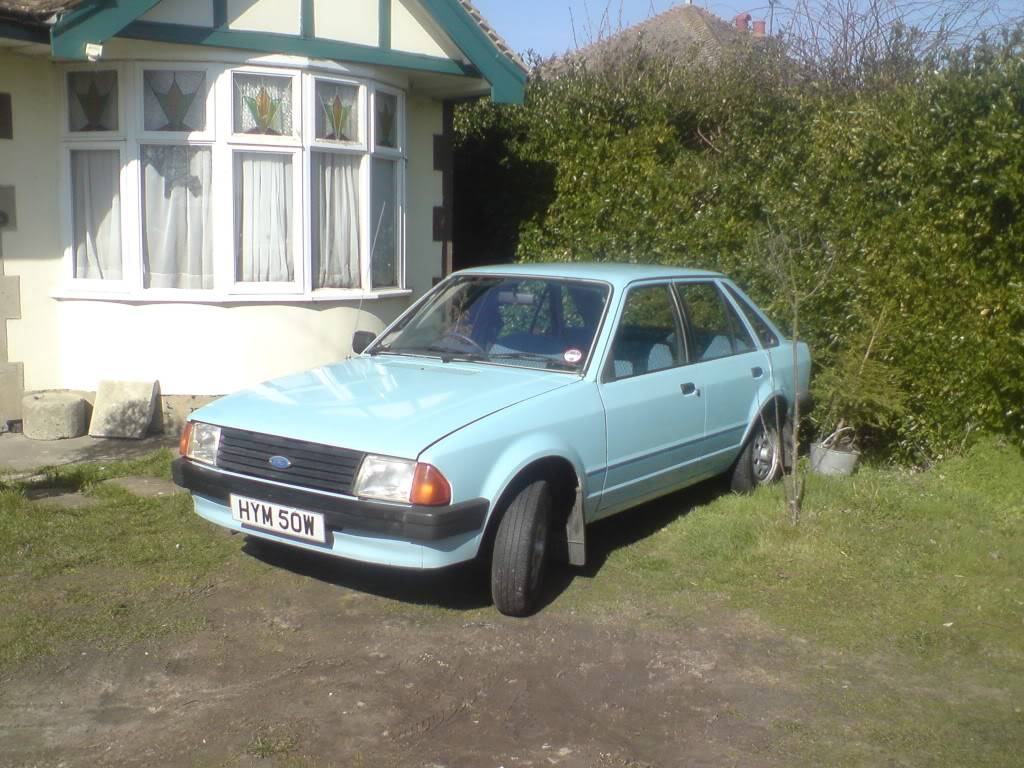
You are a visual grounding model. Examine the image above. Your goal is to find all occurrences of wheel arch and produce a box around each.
[741,391,789,446]
[740,391,794,469]
[478,452,586,566]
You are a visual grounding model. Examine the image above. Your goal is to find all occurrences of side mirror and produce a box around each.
[352,330,376,355]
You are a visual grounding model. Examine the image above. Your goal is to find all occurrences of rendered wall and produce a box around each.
[0,51,63,395]
[140,0,215,26]
[227,0,302,36]
[1,47,444,397]
[315,0,380,47]
[391,0,463,60]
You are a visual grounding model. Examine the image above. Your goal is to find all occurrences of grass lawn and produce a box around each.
[570,437,1024,765]
[0,450,247,670]
[1,439,1021,766]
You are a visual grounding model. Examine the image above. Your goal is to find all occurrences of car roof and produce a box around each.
[455,262,725,290]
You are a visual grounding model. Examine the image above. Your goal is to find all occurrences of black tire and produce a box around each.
[491,479,552,617]
[731,417,783,493]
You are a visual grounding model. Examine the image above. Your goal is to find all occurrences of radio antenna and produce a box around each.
[352,202,389,357]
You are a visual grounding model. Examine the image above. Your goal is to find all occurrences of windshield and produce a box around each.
[370,275,611,372]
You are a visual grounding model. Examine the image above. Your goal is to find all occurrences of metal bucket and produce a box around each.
[810,442,860,476]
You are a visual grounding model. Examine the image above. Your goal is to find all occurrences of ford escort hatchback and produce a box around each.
[173,264,811,616]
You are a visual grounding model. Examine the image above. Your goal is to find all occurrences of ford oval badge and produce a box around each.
[269,455,292,470]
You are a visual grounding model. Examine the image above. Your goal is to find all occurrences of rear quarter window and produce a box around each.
[724,284,780,349]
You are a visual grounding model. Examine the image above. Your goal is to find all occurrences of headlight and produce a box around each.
[354,455,452,506]
[184,421,221,466]
[353,455,416,503]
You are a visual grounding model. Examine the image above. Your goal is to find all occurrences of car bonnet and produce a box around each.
[189,356,576,460]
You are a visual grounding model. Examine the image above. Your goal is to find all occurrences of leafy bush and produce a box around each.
[454,33,1024,461]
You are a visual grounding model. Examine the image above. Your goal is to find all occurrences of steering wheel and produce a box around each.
[443,331,488,356]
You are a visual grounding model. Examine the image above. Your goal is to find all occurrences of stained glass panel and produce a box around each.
[67,71,118,132]
[143,70,207,132]
[233,74,293,136]
[374,92,398,149]
[315,81,359,143]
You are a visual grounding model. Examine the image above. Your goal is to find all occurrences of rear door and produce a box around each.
[673,281,770,474]
[595,283,706,519]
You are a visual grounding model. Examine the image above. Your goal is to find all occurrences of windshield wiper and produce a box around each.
[489,352,577,371]
[372,345,487,364]
[426,344,489,364]
[370,345,441,360]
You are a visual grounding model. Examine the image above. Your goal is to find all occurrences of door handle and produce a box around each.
[681,382,700,396]
[751,367,764,378]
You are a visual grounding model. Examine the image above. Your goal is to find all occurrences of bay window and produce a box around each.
[60,62,406,300]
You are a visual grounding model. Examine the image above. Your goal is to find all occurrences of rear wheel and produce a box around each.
[731,417,782,493]
[491,479,552,617]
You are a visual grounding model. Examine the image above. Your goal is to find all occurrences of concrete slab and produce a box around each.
[0,433,177,474]
[24,487,100,509]
[89,380,160,439]
[101,476,184,498]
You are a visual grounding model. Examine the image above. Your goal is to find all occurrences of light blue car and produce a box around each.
[173,264,810,615]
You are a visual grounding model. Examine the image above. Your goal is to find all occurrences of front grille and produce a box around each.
[216,427,365,496]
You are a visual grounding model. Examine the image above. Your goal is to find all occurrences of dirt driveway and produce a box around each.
[2,515,826,768]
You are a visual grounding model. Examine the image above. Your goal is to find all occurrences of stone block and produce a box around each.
[22,392,88,440]
[89,380,160,439]
[0,360,24,423]
[0,274,21,319]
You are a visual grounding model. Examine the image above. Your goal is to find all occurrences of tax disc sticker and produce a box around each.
[564,348,583,364]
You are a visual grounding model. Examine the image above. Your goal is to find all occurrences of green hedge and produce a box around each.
[454,35,1024,460]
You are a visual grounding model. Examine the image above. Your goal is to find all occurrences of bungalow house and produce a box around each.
[0,0,526,424]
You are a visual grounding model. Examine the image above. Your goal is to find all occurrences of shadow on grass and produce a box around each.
[536,475,730,611]
[241,474,733,614]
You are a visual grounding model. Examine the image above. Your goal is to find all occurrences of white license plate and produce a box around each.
[230,495,328,544]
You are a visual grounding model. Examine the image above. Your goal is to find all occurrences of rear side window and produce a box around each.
[608,285,683,379]
[674,282,757,360]
[724,284,779,348]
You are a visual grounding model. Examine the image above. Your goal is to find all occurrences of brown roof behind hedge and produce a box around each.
[541,3,745,75]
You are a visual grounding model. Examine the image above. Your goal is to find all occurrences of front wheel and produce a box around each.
[491,479,552,617]
[731,418,783,493]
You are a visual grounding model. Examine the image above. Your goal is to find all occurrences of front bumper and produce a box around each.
[172,458,488,542]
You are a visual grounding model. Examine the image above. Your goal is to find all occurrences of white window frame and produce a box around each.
[368,84,406,292]
[370,83,405,156]
[60,141,134,294]
[57,61,410,302]
[306,73,367,152]
[228,66,302,148]
[305,73,370,298]
[62,63,127,140]
[227,144,305,295]
[134,62,218,143]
